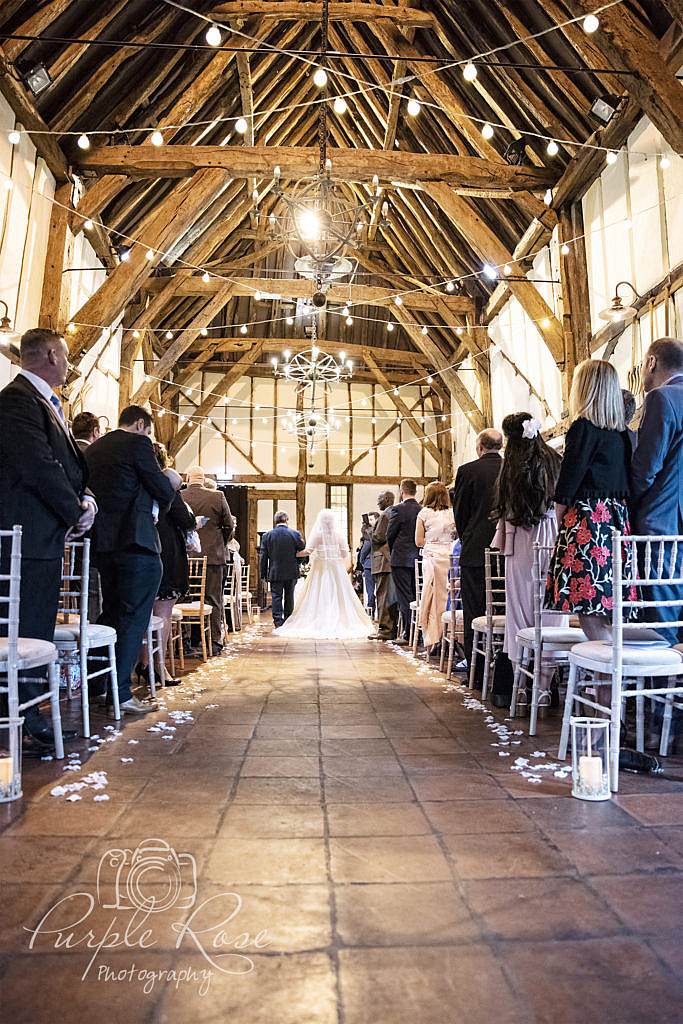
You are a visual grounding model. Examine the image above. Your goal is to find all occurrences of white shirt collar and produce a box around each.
[18,367,57,403]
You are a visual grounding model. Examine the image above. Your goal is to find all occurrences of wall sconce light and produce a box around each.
[599,281,640,322]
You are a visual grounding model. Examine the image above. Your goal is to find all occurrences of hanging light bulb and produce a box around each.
[200,327,208,337]
[286,316,294,325]
[145,248,155,261]
[482,263,499,281]
[150,130,164,147]
[202,271,210,283]
[456,326,464,336]
[561,243,570,256]
[582,14,599,33]
[66,322,76,334]
[333,96,348,114]
[445,281,455,293]
[463,62,477,82]
[235,117,248,134]
[546,140,559,156]
[8,130,20,146]
[83,219,94,230]
[606,150,618,165]
[132,330,140,339]
[481,122,494,140]
[394,295,403,306]
[346,316,353,326]
[284,349,291,360]
[503,263,512,276]
[313,67,328,88]
[119,247,130,262]
[240,324,248,334]
[421,326,428,336]
[426,375,433,384]
[205,24,222,46]
[660,155,671,169]
[407,97,421,117]
[165,330,173,340]
[77,134,90,150]
[387,321,394,332]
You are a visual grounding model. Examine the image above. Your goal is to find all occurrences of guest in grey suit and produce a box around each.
[631,337,683,644]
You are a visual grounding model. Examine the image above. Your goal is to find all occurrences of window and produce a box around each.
[327,484,350,543]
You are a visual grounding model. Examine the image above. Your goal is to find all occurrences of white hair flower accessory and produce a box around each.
[521,417,542,439]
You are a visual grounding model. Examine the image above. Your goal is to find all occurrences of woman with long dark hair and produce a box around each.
[493,412,563,701]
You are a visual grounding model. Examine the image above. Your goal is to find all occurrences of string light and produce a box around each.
[205,24,222,46]
[150,130,164,146]
[77,134,90,150]
[561,243,570,255]
[132,330,140,339]
[8,130,20,146]
[200,327,208,336]
[286,316,294,325]
[394,295,403,306]
[407,97,421,117]
[165,330,173,339]
[582,14,600,33]
[606,150,618,165]
[240,324,248,334]
[503,264,512,276]
[660,155,671,169]
[346,316,353,326]
[313,67,328,88]
[462,63,477,82]
[201,271,210,282]
[421,326,428,335]
[83,219,94,230]
[333,96,348,114]
[481,123,494,140]
[235,117,248,134]
[387,321,394,332]
[445,281,455,292]
[67,322,76,333]
[145,248,155,260]
[483,263,498,281]
[546,140,559,156]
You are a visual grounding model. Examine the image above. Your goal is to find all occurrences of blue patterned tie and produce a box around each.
[49,393,65,423]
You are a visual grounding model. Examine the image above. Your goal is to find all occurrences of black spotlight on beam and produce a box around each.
[590,94,621,126]
[503,138,527,166]
[21,64,51,96]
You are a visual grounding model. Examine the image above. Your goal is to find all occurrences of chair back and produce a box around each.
[0,526,22,667]
[414,558,424,604]
[241,563,250,593]
[613,531,683,670]
[187,556,208,609]
[484,547,506,625]
[223,562,237,601]
[447,551,462,625]
[58,540,91,631]
[532,543,555,635]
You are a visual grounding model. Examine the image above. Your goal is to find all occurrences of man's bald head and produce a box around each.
[377,490,394,511]
[476,428,503,457]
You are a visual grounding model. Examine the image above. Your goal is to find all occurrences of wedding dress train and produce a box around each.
[273,510,372,640]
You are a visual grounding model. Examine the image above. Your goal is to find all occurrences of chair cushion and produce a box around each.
[176,602,211,618]
[54,622,116,646]
[149,615,165,631]
[442,610,463,624]
[572,640,683,668]
[410,601,418,610]
[472,615,505,631]
[517,626,586,646]
[0,637,58,667]
[171,607,183,621]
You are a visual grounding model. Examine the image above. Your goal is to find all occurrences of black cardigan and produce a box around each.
[157,492,196,598]
[554,417,631,506]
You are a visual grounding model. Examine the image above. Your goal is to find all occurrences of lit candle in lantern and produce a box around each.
[0,755,13,789]
[578,754,602,792]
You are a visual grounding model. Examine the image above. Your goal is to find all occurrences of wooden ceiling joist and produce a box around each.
[209,2,435,26]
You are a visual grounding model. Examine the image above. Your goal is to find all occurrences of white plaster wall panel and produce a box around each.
[583,176,609,332]
[628,122,666,293]
[305,482,326,535]
[662,151,683,269]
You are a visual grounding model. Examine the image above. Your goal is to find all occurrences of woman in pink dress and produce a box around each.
[416,482,456,654]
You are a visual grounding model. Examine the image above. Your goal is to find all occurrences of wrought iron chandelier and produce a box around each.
[266,0,383,298]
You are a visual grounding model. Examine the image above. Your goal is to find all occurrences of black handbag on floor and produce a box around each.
[490,650,514,707]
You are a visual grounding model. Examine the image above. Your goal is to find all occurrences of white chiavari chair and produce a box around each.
[440,552,464,678]
[409,558,424,655]
[469,548,506,699]
[241,563,253,623]
[0,526,64,758]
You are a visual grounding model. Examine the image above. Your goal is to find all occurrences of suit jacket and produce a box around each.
[371,508,392,574]
[0,374,87,559]
[183,484,234,565]
[259,524,305,581]
[85,429,176,556]
[631,373,683,535]
[386,498,422,568]
[75,438,91,453]
[452,451,502,567]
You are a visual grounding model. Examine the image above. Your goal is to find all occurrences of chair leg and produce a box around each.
[200,618,208,662]
[468,633,480,690]
[147,623,156,699]
[609,678,622,793]
[439,630,447,672]
[481,635,493,701]
[80,645,90,739]
[529,650,543,737]
[168,625,175,677]
[108,642,121,721]
[635,679,645,753]
[558,661,578,760]
[510,651,525,717]
[411,615,420,656]
[156,627,165,688]
[48,661,65,759]
[660,693,674,757]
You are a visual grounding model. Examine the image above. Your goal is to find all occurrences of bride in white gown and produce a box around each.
[274,509,373,640]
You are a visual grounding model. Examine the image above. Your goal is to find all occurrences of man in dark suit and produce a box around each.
[452,429,503,685]
[259,511,305,627]
[72,411,101,452]
[85,405,176,714]
[0,328,94,747]
[184,467,234,652]
[370,490,398,641]
[386,479,422,646]
[632,337,683,645]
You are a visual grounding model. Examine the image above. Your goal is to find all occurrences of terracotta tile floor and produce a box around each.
[1,625,683,1022]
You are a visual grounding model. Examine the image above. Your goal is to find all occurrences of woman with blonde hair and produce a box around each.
[545,358,633,639]
[416,481,456,654]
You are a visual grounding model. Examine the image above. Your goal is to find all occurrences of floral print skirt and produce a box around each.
[544,498,635,616]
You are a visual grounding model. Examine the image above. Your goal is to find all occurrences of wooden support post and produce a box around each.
[39,182,74,332]
[558,202,592,402]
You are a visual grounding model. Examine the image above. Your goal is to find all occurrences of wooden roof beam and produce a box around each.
[209,2,435,27]
[0,50,70,182]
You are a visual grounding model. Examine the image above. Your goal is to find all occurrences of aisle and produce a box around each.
[1,628,683,1023]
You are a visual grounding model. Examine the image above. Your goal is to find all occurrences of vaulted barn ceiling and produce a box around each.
[0,0,681,437]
